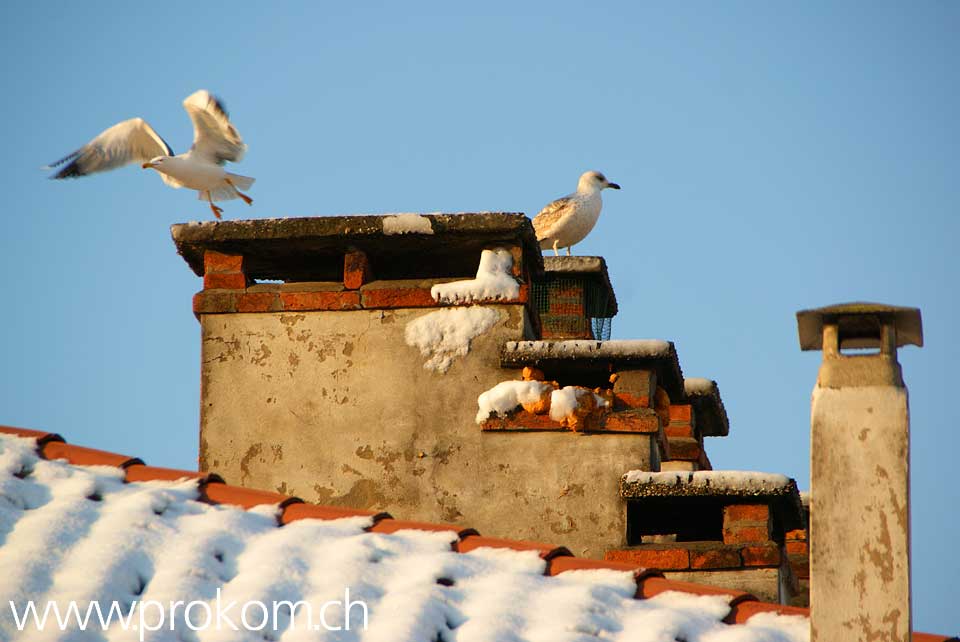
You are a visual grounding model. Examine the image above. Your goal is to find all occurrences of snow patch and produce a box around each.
[383,213,434,235]
[431,248,520,304]
[503,339,673,359]
[623,470,793,490]
[684,377,716,395]
[476,380,555,423]
[405,307,501,373]
[548,386,609,423]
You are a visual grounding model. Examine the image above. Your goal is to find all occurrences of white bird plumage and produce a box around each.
[532,171,620,256]
[47,90,254,219]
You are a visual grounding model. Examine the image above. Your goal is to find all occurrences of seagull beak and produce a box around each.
[142,162,155,169]
[607,182,621,190]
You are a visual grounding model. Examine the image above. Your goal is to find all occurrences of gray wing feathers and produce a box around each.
[183,90,246,165]
[47,118,173,179]
[532,196,575,240]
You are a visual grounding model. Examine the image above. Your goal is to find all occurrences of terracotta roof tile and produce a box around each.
[11,427,956,639]
[280,502,389,524]
[123,464,224,484]
[546,555,663,580]
[0,425,65,445]
[911,635,959,642]
[40,441,143,468]
[724,599,809,624]
[368,518,478,539]
[201,482,301,511]
[456,534,571,560]
[637,575,754,603]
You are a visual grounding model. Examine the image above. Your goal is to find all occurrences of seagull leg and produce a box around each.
[566,246,572,256]
[225,178,254,206]
[205,192,223,220]
[552,240,560,257]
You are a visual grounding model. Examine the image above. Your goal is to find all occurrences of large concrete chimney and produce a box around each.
[796,302,923,641]
[171,214,691,557]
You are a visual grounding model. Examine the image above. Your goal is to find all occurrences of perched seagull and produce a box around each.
[46,90,254,219]
[532,170,620,256]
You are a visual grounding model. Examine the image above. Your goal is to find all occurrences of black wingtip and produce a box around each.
[46,152,85,179]
[211,95,229,119]
[51,161,84,179]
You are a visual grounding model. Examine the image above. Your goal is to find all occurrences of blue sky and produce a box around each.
[1,1,957,633]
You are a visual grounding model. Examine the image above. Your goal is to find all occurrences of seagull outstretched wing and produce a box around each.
[183,90,246,165]
[47,118,173,179]
[532,195,575,240]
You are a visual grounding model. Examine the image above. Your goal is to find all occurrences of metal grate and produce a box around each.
[533,277,614,340]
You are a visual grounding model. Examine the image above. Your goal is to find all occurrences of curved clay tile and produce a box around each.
[280,502,389,524]
[0,425,64,445]
[40,442,143,468]
[456,534,571,561]
[124,464,223,484]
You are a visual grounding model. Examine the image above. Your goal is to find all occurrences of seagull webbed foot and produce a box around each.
[209,203,224,220]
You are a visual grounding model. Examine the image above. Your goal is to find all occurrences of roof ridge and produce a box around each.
[2,425,955,638]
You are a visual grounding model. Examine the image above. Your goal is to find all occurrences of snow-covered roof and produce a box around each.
[0,427,820,641]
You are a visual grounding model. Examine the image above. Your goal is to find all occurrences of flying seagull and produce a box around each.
[532,170,620,256]
[46,90,254,219]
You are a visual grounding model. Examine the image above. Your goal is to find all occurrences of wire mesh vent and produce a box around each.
[533,277,614,340]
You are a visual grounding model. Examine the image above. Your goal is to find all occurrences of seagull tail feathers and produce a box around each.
[203,173,256,201]
[226,173,255,190]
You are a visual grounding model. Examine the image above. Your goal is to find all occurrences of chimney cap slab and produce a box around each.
[542,256,618,317]
[171,213,544,282]
[682,378,729,437]
[501,339,684,399]
[621,470,804,531]
[796,302,923,351]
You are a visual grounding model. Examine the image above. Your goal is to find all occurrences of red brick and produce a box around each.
[601,412,660,433]
[664,424,695,438]
[784,528,807,541]
[193,291,237,314]
[516,283,529,303]
[237,292,280,313]
[669,404,692,423]
[614,393,650,409]
[343,251,372,290]
[360,287,436,308]
[508,245,523,277]
[740,544,781,567]
[690,547,741,569]
[785,540,808,555]
[788,556,810,579]
[481,412,564,431]
[665,437,701,461]
[204,251,243,273]
[280,291,360,311]
[204,271,248,290]
[723,525,771,544]
[605,548,689,570]
[724,504,770,524]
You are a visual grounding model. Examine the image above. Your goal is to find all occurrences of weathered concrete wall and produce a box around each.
[810,384,911,641]
[199,304,654,557]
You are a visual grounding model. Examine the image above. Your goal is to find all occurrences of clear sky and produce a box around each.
[1,1,956,633]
